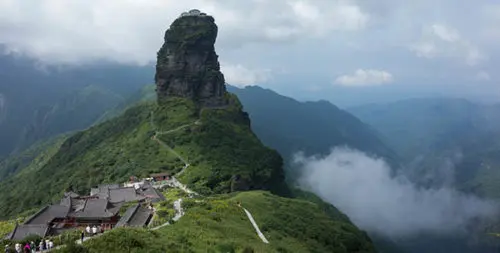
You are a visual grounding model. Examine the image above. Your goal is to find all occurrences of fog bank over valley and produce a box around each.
[296,147,499,238]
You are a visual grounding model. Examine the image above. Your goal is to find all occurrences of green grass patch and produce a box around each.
[77,191,375,253]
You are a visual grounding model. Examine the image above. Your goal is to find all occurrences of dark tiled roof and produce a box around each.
[138,184,165,203]
[69,199,117,219]
[8,224,49,241]
[128,206,152,227]
[115,204,152,228]
[91,184,120,197]
[106,202,124,215]
[60,195,71,207]
[24,205,69,225]
[115,205,139,228]
[109,187,145,203]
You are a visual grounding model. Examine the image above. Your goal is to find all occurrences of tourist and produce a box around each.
[38,241,43,252]
[44,240,49,250]
[4,244,10,253]
[22,243,29,253]
[47,241,53,250]
[92,225,97,235]
[81,230,85,243]
[29,242,35,253]
[14,243,20,253]
[85,225,91,235]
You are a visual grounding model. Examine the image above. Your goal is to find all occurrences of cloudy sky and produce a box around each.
[1,0,499,106]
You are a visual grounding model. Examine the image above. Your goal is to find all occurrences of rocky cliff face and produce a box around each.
[155,12,228,107]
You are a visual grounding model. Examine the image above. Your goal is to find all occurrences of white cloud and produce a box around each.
[296,147,498,238]
[431,24,460,42]
[410,41,438,58]
[0,0,369,64]
[1,0,500,104]
[480,4,500,44]
[410,23,486,66]
[334,69,394,87]
[476,71,491,81]
[221,63,271,87]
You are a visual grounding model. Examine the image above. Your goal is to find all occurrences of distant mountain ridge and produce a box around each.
[0,52,153,158]
[228,85,400,176]
[348,98,500,198]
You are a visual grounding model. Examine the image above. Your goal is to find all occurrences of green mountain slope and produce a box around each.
[0,95,377,252]
[96,85,157,124]
[228,85,400,176]
[115,84,400,179]
[0,94,286,217]
[63,191,375,253]
[0,135,68,181]
[15,85,125,152]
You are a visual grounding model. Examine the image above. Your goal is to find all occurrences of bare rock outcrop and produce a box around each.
[155,10,228,107]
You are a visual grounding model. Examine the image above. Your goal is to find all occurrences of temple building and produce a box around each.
[180,9,206,17]
[6,182,164,241]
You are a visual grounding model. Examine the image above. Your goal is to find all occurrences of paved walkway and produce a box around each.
[151,198,184,231]
[149,112,198,195]
[39,233,103,252]
[242,207,269,244]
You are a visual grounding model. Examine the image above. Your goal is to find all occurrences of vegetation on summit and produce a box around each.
[0,94,286,218]
[57,191,375,253]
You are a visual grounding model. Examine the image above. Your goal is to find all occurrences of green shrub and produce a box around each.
[216,243,236,253]
[241,247,255,253]
[21,234,42,245]
[54,240,88,253]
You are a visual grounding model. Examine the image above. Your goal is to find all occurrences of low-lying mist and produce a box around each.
[296,147,499,239]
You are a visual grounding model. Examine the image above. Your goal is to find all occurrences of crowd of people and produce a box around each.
[4,239,54,253]
[4,224,107,252]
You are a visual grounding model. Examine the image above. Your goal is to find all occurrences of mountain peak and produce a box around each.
[155,10,228,107]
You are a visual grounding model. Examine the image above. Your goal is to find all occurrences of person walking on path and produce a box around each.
[81,230,85,243]
[14,243,20,253]
[48,241,53,250]
[92,225,97,235]
[22,243,29,253]
[38,241,43,252]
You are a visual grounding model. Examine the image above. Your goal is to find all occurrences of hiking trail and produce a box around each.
[241,206,269,244]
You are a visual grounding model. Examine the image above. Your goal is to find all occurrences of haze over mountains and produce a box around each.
[2,2,500,252]
[3,48,500,252]
[349,99,500,199]
[0,10,379,252]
